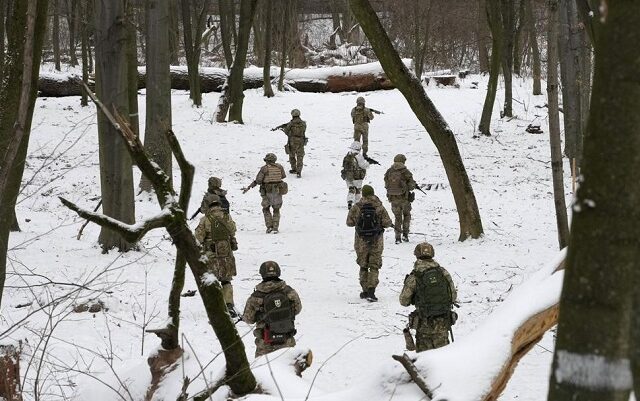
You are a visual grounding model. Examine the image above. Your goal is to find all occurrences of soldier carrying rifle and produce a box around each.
[351,96,383,156]
[271,109,307,178]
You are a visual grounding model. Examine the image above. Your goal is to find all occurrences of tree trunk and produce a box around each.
[181,0,207,107]
[277,0,288,92]
[53,0,61,70]
[10,211,19,232]
[513,0,525,76]
[0,0,5,71]
[547,2,640,401]
[0,345,22,401]
[0,0,49,309]
[140,0,172,193]
[252,3,263,65]
[476,0,490,74]
[168,0,179,65]
[349,0,484,241]
[66,0,78,66]
[80,0,88,106]
[219,0,234,68]
[500,0,514,118]
[262,0,274,97]
[226,0,258,123]
[479,0,503,136]
[546,0,569,250]
[526,0,541,95]
[126,1,139,138]
[94,0,136,252]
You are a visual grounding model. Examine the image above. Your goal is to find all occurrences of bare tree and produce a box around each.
[181,0,208,107]
[65,0,78,66]
[168,0,179,65]
[349,0,484,241]
[547,2,640,400]
[545,0,569,249]
[476,0,490,73]
[79,0,89,106]
[218,0,235,68]
[478,0,503,136]
[500,0,514,118]
[94,0,136,252]
[52,0,61,71]
[525,0,541,95]
[512,0,525,76]
[0,0,5,70]
[262,0,275,97]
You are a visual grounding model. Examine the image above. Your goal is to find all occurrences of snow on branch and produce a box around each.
[60,197,171,243]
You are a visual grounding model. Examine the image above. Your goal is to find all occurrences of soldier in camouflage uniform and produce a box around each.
[242,153,287,233]
[200,176,230,215]
[346,185,393,302]
[384,154,417,243]
[243,261,302,357]
[351,96,375,155]
[276,109,307,178]
[194,194,240,317]
[399,242,457,352]
[341,141,370,210]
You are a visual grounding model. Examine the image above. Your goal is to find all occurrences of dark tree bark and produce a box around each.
[500,0,514,118]
[277,0,289,91]
[512,0,525,76]
[0,0,5,70]
[547,2,640,401]
[546,0,569,250]
[65,0,78,66]
[79,0,89,106]
[94,0,136,252]
[181,0,208,107]
[168,0,179,65]
[349,0,484,241]
[476,0,490,73]
[262,0,274,97]
[126,1,140,139]
[52,0,61,70]
[479,0,503,136]
[218,0,235,68]
[411,0,431,78]
[0,0,49,308]
[140,0,172,193]
[525,0,541,95]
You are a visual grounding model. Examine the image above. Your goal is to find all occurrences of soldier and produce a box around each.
[242,153,287,234]
[201,176,230,215]
[351,96,374,155]
[273,109,307,178]
[243,261,302,357]
[194,194,240,317]
[341,141,370,210]
[399,242,458,352]
[346,185,393,302]
[384,154,417,244]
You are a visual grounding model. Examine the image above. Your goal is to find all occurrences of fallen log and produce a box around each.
[37,60,412,97]
[0,344,22,401]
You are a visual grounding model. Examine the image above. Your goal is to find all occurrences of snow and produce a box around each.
[555,350,633,391]
[4,73,572,401]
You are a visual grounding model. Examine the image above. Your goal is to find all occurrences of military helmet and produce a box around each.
[356,96,365,105]
[394,154,407,163]
[208,176,222,189]
[259,261,281,279]
[361,185,374,197]
[204,193,221,207]
[349,141,362,152]
[264,153,277,163]
[291,109,301,117]
[414,242,435,259]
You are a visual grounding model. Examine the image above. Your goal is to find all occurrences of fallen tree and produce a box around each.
[392,254,565,401]
[37,61,412,97]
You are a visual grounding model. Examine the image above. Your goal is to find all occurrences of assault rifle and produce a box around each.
[271,123,288,131]
[189,207,202,220]
[369,108,384,115]
[363,155,380,165]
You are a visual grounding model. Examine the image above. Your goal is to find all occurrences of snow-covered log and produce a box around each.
[392,254,565,401]
[0,344,22,401]
[37,61,412,97]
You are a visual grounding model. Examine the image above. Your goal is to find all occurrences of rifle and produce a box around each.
[403,325,416,351]
[414,186,427,196]
[363,155,380,165]
[419,183,448,191]
[270,123,288,131]
[369,108,384,115]
[189,207,202,220]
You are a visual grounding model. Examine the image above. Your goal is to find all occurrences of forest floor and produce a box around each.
[4,75,570,401]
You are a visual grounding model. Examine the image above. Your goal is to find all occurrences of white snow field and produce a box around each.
[3,74,569,401]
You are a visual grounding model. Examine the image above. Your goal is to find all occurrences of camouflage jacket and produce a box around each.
[351,106,374,125]
[284,117,307,140]
[384,162,417,197]
[243,280,302,329]
[399,259,457,307]
[194,206,237,251]
[252,162,286,186]
[346,195,393,229]
[342,151,369,181]
[201,188,230,214]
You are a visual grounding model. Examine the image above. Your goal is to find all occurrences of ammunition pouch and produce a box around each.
[279,181,289,195]
[284,144,290,155]
[408,191,416,203]
[450,311,458,326]
[408,310,419,330]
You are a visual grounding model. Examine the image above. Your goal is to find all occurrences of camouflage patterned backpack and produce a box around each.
[413,267,453,319]
[385,168,407,196]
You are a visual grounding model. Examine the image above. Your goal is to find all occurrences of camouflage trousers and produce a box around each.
[254,328,296,357]
[353,123,369,154]
[288,141,305,174]
[354,234,384,291]
[205,247,236,305]
[414,315,451,352]
[389,197,412,239]
[261,191,283,230]
[345,179,363,203]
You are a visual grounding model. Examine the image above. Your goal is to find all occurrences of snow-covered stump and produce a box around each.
[0,344,22,401]
[391,255,565,401]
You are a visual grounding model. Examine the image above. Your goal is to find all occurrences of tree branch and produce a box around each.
[60,197,170,243]
[165,129,194,212]
[391,354,433,400]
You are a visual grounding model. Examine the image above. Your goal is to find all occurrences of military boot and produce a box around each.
[366,287,378,302]
[226,303,240,318]
[359,291,367,299]
[289,169,296,173]
[347,201,353,210]
[395,235,402,244]
[402,233,409,242]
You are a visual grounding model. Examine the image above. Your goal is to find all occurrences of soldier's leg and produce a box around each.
[402,200,412,238]
[416,318,450,352]
[288,151,297,173]
[347,180,356,208]
[272,206,281,231]
[353,126,362,142]
[365,237,383,293]
[220,281,234,305]
[361,126,369,155]
[261,196,273,231]
[296,146,305,174]
[391,201,403,241]
[353,179,363,202]
[355,239,369,293]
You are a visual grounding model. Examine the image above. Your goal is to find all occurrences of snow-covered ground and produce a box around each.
[3,74,568,400]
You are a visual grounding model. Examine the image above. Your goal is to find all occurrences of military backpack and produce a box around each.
[385,168,407,196]
[255,288,296,344]
[352,107,370,124]
[208,215,231,242]
[413,267,453,319]
[356,203,383,239]
[342,154,366,180]
[288,120,306,138]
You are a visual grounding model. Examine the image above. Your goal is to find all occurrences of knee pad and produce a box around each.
[349,186,357,194]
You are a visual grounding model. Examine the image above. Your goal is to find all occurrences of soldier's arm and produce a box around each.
[242,296,260,324]
[226,215,237,235]
[399,274,416,306]
[253,167,266,186]
[194,218,207,243]
[443,269,458,303]
[346,205,358,227]
[367,109,374,121]
[287,287,302,315]
[350,108,356,122]
[405,169,417,190]
[380,206,393,228]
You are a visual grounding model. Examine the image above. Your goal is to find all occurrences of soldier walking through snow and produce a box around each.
[346,185,392,302]
[272,109,307,178]
[400,242,458,352]
[243,261,302,357]
[341,141,370,210]
[384,154,417,243]
[351,96,375,155]
[242,153,288,233]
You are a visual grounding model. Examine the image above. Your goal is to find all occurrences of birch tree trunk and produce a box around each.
[349,0,484,241]
[546,0,569,249]
[547,2,640,400]
[479,0,502,136]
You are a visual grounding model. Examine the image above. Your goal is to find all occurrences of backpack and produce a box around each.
[356,203,382,239]
[257,288,296,344]
[385,168,407,196]
[413,267,453,319]
[208,215,231,242]
[288,121,306,138]
[342,154,365,181]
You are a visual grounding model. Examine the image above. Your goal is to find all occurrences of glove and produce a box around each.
[242,187,249,194]
[230,237,238,251]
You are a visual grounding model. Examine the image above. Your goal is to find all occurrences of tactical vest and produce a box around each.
[413,267,453,319]
[254,288,296,344]
[385,168,407,196]
[343,154,366,180]
[288,121,306,138]
[352,107,369,124]
[263,164,283,184]
[356,203,382,239]
[208,215,231,241]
